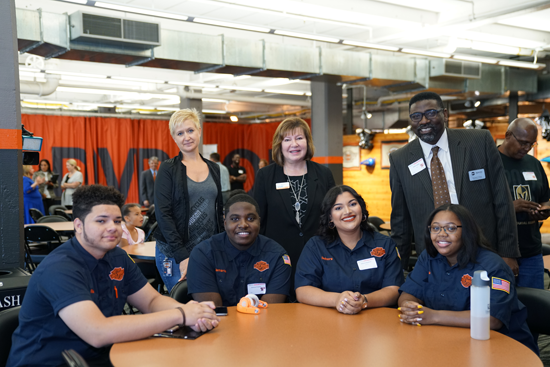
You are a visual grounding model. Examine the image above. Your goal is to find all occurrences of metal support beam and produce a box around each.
[0,0,24,269]
[345,88,353,135]
[509,91,519,123]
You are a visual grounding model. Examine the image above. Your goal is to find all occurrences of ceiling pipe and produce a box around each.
[20,74,60,96]
[178,88,311,107]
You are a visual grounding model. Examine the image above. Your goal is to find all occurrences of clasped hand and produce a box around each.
[335,291,366,315]
[398,301,432,326]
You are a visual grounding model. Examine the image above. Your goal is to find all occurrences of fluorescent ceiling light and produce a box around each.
[342,40,399,52]
[202,98,229,103]
[110,76,166,84]
[219,85,262,92]
[264,89,311,96]
[497,60,542,70]
[474,101,481,107]
[22,99,71,104]
[61,0,87,4]
[274,30,339,43]
[202,109,227,114]
[400,49,451,58]
[230,115,239,122]
[94,2,188,20]
[56,87,178,100]
[451,55,497,64]
[46,70,108,78]
[193,18,270,33]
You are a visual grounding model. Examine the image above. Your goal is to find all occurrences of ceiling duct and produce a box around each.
[430,59,481,79]
[20,74,60,96]
[69,11,160,49]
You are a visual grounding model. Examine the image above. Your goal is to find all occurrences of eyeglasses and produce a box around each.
[409,109,443,123]
[428,224,462,234]
[511,132,537,149]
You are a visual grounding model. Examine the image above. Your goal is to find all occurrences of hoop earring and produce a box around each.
[328,221,335,229]
[362,214,367,222]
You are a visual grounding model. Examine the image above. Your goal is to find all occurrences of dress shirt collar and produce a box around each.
[418,128,449,159]
[326,230,375,251]
[224,232,261,261]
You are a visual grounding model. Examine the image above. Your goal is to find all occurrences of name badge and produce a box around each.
[238,169,244,174]
[276,182,290,190]
[357,258,377,270]
[523,172,537,181]
[468,169,485,181]
[247,283,266,295]
[408,158,426,176]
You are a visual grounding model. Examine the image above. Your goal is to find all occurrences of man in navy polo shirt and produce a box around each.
[187,192,292,306]
[8,185,219,367]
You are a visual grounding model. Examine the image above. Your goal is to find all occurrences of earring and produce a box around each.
[362,214,367,222]
[328,221,335,229]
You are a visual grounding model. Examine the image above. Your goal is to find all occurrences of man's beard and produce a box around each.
[416,123,439,144]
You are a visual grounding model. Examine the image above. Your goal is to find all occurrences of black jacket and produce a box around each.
[253,160,335,266]
[154,152,224,263]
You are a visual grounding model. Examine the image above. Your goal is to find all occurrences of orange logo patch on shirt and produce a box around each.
[461,274,472,288]
[370,247,386,257]
[109,267,125,281]
[215,269,227,273]
[254,261,269,272]
[321,257,333,261]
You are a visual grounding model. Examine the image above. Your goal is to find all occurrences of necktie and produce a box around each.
[431,146,451,209]
[153,171,156,180]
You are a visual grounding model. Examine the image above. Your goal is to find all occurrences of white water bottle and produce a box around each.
[471,270,490,340]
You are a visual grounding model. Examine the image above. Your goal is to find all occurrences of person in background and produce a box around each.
[253,117,335,300]
[389,91,518,272]
[398,204,537,355]
[228,153,247,191]
[498,118,550,289]
[23,165,46,224]
[120,203,145,247]
[188,192,291,306]
[33,159,57,214]
[295,185,403,313]
[154,108,224,292]
[210,152,231,205]
[258,159,269,169]
[140,156,159,208]
[7,185,219,367]
[61,158,83,209]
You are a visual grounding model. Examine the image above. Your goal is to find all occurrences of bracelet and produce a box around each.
[176,307,186,327]
[362,294,368,308]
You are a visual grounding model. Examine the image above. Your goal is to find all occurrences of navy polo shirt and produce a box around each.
[295,231,404,294]
[187,232,292,306]
[7,237,148,367]
[400,248,538,355]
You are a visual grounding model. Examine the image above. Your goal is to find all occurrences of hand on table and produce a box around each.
[178,258,189,281]
[335,291,364,315]
[398,301,431,326]
[183,300,219,332]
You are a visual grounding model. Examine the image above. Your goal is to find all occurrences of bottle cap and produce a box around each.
[472,270,490,286]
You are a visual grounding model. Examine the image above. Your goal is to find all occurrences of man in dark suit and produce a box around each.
[389,91,519,273]
[140,156,159,207]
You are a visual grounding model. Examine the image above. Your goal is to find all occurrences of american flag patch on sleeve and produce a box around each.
[491,277,510,294]
[282,254,291,266]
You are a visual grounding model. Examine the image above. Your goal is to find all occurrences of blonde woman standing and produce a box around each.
[154,109,224,292]
[61,159,83,209]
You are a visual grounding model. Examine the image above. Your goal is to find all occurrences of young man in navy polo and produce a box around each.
[8,185,219,367]
[187,193,292,306]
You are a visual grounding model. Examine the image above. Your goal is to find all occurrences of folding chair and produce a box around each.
[24,226,64,273]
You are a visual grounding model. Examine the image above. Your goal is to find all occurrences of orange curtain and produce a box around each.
[22,114,289,201]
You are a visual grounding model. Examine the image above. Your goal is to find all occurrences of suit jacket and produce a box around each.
[253,161,335,266]
[389,129,519,267]
[140,170,155,205]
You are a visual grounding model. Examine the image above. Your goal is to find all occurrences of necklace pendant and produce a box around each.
[294,201,301,211]
[296,211,300,225]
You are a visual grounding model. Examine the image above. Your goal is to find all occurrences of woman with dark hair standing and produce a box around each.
[253,118,335,297]
[155,108,224,292]
[33,159,58,213]
[398,204,538,354]
[295,185,403,313]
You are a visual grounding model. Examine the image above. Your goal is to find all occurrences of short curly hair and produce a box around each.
[317,185,371,243]
[73,185,125,222]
